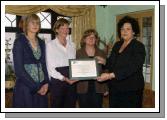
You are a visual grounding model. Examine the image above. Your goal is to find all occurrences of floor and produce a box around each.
[5,83,155,108]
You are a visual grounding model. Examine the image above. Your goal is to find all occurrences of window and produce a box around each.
[36,11,52,43]
[5,10,72,78]
[5,14,18,79]
[37,12,51,29]
[5,14,16,27]
[5,32,15,66]
[38,33,52,43]
[5,14,18,74]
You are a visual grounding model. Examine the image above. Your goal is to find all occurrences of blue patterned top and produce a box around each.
[24,40,44,83]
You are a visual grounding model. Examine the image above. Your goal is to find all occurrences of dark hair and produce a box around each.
[117,16,140,39]
[53,18,69,35]
[80,29,99,48]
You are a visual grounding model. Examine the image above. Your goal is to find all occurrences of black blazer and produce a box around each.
[106,39,146,91]
[12,34,49,94]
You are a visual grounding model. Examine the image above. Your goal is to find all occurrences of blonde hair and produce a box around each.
[53,18,69,35]
[23,14,41,35]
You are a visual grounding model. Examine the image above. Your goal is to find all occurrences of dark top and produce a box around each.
[106,39,146,91]
[76,47,108,94]
[87,56,96,93]
[12,34,49,94]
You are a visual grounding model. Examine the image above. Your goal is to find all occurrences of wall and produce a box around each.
[96,5,155,90]
[96,5,154,42]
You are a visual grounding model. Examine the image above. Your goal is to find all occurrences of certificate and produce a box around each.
[69,59,99,80]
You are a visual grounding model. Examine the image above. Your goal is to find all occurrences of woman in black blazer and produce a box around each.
[12,14,49,107]
[97,16,146,108]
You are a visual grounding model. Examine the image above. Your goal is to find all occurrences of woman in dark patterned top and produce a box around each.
[97,16,146,108]
[12,14,49,108]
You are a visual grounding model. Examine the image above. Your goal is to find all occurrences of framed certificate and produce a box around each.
[69,59,99,80]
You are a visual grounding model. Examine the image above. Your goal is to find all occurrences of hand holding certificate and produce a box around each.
[69,59,99,80]
[63,77,79,85]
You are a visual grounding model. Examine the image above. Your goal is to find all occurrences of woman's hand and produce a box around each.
[64,77,78,85]
[37,83,48,96]
[103,91,109,97]
[95,56,106,65]
[97,73,115,82]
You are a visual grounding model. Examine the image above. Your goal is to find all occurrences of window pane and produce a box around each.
[143,65,151,83]
[5,32,16,74]
[142,17,152,65]
[37,12,51,29]
[38,33,51,43]
[5,14,16,27]
[142,17,152,83]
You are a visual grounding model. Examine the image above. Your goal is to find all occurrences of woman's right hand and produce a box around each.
[64,77,78,85]
[95,56,106,65]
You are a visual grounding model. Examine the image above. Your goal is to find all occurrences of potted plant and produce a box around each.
[5,63,16,89]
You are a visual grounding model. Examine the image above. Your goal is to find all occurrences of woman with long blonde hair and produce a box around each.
[12,14,49,107]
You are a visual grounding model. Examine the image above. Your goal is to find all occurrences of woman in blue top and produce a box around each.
[12,14,49,108]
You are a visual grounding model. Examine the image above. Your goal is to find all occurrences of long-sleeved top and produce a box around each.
[46,37,76,81]
[106,39,146,91]
[12,34,49,94]
[76,47,108,94]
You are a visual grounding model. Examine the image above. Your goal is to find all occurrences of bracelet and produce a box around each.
[108,73,115,79]
[109,73,115,80]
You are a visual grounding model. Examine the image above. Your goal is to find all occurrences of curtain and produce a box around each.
[5,5,96,49]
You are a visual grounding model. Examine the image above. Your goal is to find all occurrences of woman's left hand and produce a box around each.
[37,83,48,95]
[95,56,106,65]
[97,73,115,82]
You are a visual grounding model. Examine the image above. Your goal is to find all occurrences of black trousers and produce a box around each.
[49,66,76,108]
[50,78,76,108]
[77,81,103,108]
[109,89,143,108]
[78,92,103,108]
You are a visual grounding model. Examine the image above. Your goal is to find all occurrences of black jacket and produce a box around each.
[13,34,49,94]
[106,39,146,91]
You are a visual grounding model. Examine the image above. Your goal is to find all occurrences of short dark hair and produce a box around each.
[117,16,140,39]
